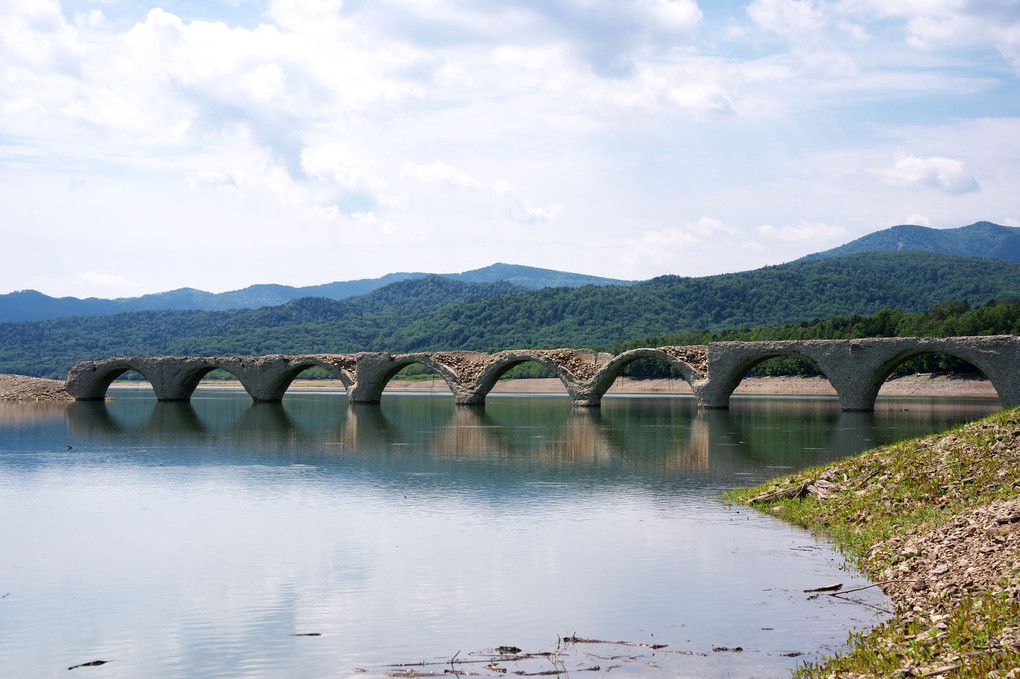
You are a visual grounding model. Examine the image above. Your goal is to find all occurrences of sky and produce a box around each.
[1,0,1019,298]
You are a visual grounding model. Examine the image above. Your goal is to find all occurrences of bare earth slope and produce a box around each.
[0,374,74,401]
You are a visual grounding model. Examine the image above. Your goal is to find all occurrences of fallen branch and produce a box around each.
[748,481,812,504]
[804,582,843,592]
[561,636,667,650]
[827,579,921,596]
[68,660,110,671]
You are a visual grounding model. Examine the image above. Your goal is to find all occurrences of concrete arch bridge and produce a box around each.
[64,336,1020,411]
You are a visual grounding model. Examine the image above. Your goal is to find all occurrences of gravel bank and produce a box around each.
[0,374,74,401]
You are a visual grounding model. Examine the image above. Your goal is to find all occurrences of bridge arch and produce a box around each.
[582,348,703,406]
[161,361,241,401]
[857,344,1006,410]
[64,359,159,400]
[468,350,598,406]
[347,352,466,403]
[222,355,356,402]
[694,345,835,409]
[63,357,233,401]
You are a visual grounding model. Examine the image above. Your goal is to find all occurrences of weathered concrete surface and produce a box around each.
[694,336,1020,411]
[453,349,616,406]
[63,336,1020,410]
[64,354,359,402]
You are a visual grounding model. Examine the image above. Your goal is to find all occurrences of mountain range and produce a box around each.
[0,263,633,324]
[3,220,1020,378]
[2,220,1017,325]
[4,249,1020,378]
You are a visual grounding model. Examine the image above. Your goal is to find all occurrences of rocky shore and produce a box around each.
[734,409,1020,677]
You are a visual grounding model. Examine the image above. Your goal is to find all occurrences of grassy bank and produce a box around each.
[729,408,1020,678]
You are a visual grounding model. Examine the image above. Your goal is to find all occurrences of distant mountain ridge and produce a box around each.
[5,221,1014,325]
[5,251,1020,379]
[798,221,1020,262]
[0,263,633,324]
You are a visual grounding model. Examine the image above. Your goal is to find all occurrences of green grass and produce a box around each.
[728,408,1020,677]
[790,593,1020,678]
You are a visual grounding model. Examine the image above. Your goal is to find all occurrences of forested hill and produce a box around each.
[0,263,632,323]
[3,251,1020,379]
[799,221,1020,262]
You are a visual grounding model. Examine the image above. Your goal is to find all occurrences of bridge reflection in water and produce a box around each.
[45,392,1000,486]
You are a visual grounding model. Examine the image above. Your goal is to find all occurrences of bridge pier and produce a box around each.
[143,358,216,401]
[690,378,729,408]
[345,352,400,404]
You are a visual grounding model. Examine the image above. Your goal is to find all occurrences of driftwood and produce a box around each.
[827,579,921,596]
[747,480,813,504]
[748,466,884,505]
[561,635,667,650]
[382,636,671,677]
[68,660,110,671]
[803,582,843,593]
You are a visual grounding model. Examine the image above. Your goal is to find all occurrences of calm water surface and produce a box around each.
[0,390,1001,678]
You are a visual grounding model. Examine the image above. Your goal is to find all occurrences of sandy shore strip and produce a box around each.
[1,372,999,401]
[272,373,999,398]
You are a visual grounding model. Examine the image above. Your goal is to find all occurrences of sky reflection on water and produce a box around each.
[0,392,1000,678]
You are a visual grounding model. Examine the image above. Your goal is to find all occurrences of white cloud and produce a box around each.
[401,161,563,224]
[0,0,80,69]
[837,19,870,41]
[838,0,1020,72]
[903,213,933,227]
[874,150,980,193]
[606,63,735,113]
[622,218,733,268]
[74,271,141,296]
[301,143,383,193]
[0,0,1018,296]
[756,222,849,242]
[747,0,827,38]
[638,0,703,30]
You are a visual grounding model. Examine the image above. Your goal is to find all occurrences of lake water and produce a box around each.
[0,390,1001,678]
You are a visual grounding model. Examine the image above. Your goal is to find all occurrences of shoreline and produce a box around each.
[2,372,999,402]
[731,409,1020,676]
[185,373,1000,398]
